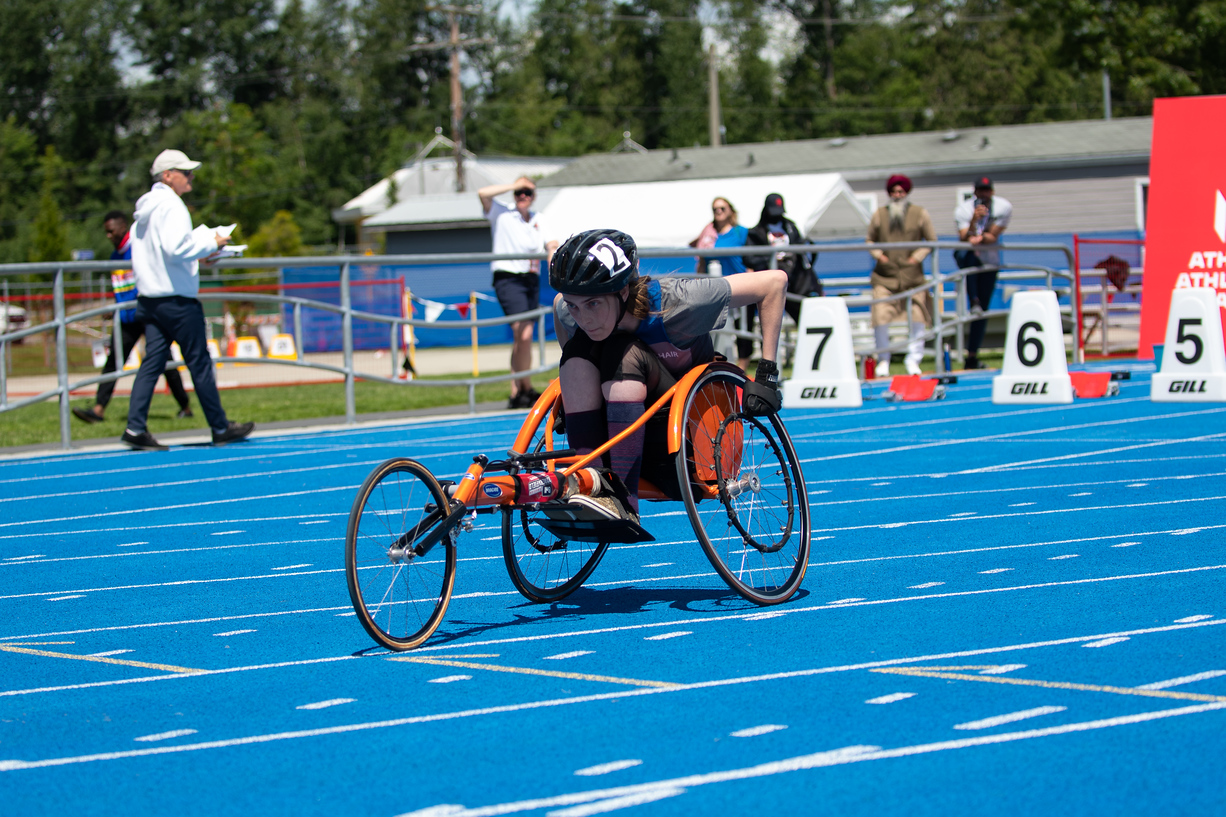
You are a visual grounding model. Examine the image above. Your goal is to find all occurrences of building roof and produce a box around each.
[539,117,1153,188]
[334,154,573,224]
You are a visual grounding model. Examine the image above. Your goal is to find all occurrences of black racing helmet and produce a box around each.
[549,229,638,295]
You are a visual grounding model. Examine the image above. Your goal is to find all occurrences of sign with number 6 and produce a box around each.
[991,290,1073,404]
[1151,288,1226,402]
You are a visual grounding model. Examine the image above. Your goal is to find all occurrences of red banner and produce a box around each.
[1140,95,1226,358]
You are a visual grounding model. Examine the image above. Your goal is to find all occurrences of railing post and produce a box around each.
[293,302,303,367]
[54,268,71,449]
[341,261,355,424]
[1,279,8,409]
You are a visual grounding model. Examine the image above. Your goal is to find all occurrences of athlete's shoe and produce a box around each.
[557,493,639,525]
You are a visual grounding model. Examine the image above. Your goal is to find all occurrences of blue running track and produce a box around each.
[1,364,1223,816]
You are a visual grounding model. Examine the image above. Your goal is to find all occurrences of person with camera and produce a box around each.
[867,174,937,376]
[741,193,822,371]
[954,176,1013,369]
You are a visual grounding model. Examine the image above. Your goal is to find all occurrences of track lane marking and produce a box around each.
[0,644,202,675]
[388,656,680,688]
[872,666,1226,703]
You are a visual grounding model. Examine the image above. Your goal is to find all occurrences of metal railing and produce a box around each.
[1,240,1075,449]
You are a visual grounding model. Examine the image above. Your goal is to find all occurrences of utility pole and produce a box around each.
[409,5,493,192]
[708,44,721,147]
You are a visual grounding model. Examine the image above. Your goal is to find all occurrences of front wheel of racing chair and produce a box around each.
[501,381,611,602]
[672,364,810,604]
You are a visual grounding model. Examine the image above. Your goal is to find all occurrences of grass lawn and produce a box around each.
[0,372,556,449]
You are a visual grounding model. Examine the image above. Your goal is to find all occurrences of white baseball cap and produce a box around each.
[150,149,202,178]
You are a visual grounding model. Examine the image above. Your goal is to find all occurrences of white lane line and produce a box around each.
[46,595,84,602]
[299,521,328,525]
[1049,554,1079,560]
[866,693,915,704]
[297,699,355,710]
[574,760,642,777]
[1083,637,1130,648]
[88,650,133,657]
[800,410,1226,467]
[730,724,787,737]
[115,542,148,547]
[1175,615,1214,623]
[1070,492,1092,497]
[0,567,347,601]
[3,555,45,561]
[953,706,1067,731]
[908,582,944,589]
[544,651,595,661]
[133,729,198,743]
[7,564,1226,656]
[213,630,256,637]
[644,632,691,641]
[0,538,337,566]
[979,664,1026,675]
[210,531,245,536]
[9,702,1220,802]
[1,614,1225,715]
[549,788,685,816]
[829,598,866,604]
[1127,483,1148,488]
[642,563,674,568]
[948,512,977,518]
[1137,670,1226,690]
[1112,542,1140,548]
[429,675,472,684]
[744,611,787,620]
[979,569,1012,574]
[271,564,312,571]
[1009,502,1035,507]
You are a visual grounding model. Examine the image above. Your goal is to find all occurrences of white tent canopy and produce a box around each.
[540,173,871,248]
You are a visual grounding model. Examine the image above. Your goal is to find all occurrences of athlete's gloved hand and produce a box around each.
[742,359,782,416]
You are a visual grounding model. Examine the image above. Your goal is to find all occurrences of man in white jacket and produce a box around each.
[122,149,254,450]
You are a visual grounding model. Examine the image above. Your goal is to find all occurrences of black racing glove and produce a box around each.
[742,359,782,417]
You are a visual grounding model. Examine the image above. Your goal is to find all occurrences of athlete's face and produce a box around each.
[563,286,629,341]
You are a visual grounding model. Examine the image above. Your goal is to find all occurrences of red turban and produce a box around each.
[886,174,912,193]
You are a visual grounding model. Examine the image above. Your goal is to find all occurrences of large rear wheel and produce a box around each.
[676,368,810,604]
[345,458,457,650]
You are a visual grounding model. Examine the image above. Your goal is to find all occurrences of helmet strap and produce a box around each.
[614,291,630,327]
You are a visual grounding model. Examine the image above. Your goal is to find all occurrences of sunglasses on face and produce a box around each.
[514,188,535,198]
[712,205,729,213]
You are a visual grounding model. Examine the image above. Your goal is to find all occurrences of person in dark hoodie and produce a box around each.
[121,149,253,451]
[740,193,822,369]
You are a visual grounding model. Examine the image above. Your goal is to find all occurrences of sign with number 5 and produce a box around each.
[1151,288,1226,402]
[992,290,1073,404]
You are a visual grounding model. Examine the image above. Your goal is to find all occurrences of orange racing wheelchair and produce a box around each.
[344,362,810,651]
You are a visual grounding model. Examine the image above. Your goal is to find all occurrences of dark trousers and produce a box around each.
[97,320,190,411]
[127,296,228,434]
[964,267,998,356]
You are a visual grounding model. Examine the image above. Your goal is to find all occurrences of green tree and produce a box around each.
[29,147,69,263]
[247,210,305,257]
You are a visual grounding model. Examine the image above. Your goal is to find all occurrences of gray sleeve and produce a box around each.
[658,276,731,346]
[554,296,577,338]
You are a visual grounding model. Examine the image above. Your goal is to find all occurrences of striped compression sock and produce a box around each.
[605,401,644,513]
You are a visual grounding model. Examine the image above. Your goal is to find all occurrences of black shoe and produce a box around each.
[212,421,254,445]
[176,407,193,419]
[73,406,104,424]
[508,390,538,410]
[122,429,167,451]
[964,356,983,370]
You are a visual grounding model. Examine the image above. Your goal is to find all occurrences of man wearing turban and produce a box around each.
[865,174,936,376]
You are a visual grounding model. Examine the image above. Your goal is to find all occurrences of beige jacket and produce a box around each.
[867,203,936,292]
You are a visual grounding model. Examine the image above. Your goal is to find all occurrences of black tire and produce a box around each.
[502,506,610,602]
[501,398,609,602]
[345,458,457,650]
[676,367,810,604]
